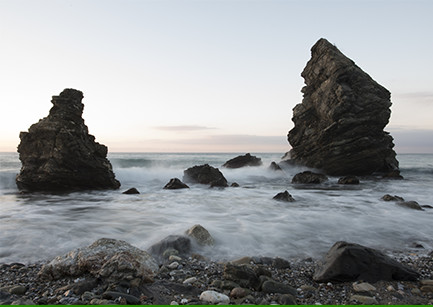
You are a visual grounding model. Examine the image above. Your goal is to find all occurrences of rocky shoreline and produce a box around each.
[1,248,432,305]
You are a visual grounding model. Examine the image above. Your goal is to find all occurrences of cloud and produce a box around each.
[153,125,217,131]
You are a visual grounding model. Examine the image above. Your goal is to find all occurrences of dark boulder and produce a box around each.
[287,38,400,176]
[222,153,262,168]
[338,176,360,184]
[183,164,228,187]
[382,194,404,202]
[398,201,424,211]
[223,264,260,290]
[273,190,295,202]
[163,178,189,189]
[16,89,120,191]
[123,187,140,194]
[313,241,419,283]
[292,171,328,184]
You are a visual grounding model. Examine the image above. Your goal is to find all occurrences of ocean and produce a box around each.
[0,152,432,264]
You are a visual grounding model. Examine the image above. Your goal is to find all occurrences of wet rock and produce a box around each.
[230,287,250,299]
[287,38,399,176]
[102,291,140,304]
[313,241,419,282]
[272,257,291,269]
[382,194,404,201]
[269,161,282,171]
[122,187,140,194]
[338,176,360,184]
[222,153,262,168]
[223,263,260,290]
[231,256,253,265]
[149,235,191,258]
[185,224,214,246]
[39,238,158,282]
[353,282,376,294]
[292,171,328,184]
[200,290,230,304]
[16,89,120,191]
[273,190,295,202]
[261,280,297,295]
[230,182,240,187]
[163,178,189,190]
[398,201,424,211]
[279,294,297,305]
[9,285,27,295]
[183,164,228,187]
[351,294,378,305]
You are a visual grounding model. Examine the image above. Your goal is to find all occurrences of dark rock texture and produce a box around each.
[16,89,120,191]
[123,187,140,194]
[313,241,419,283]
[163,178,189,189]
[222,153,262,168]
[148,235,192,259]
[287,38,399,176]
[338,176,360,185]
[273,190,295,202]
[183,164,228,187]
[292,171,328,184]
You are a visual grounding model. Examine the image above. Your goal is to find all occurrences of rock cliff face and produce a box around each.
[16,89,120,191]
[287,38,399,176]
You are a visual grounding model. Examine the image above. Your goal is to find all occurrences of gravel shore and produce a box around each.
[1,250,432,305]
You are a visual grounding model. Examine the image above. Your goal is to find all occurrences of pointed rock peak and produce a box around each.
[50,88,84,118]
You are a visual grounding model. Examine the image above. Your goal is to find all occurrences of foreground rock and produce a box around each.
[292,171,328,184]
[148,235,192,260]
[273,190,295,202]
[39,238,158,282]
[122,187,140,194]
[222,153,262,168]
[313,241,420,282]
[185,224,215,246]
[163,178,189,189]
[287,38,400,176]
[183,164,228,187]
[16,89,120,191]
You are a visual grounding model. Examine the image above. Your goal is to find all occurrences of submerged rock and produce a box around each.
[269,161,282,171]
[382,194,405,202]
[287,38,400,176]
[292,171,328,184]
[183,164,228,187]
[222,153,262,168]
[313,241,419,282]
[163,178,189,189]
[123,187,140,194]
[38,238,158,282]
[16,89,120,191]
[338,176,360,184]
[273,190,295,202]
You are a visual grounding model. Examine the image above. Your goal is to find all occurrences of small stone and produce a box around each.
[421,280,433,286]
[421,285,433,293]
[180,298,188,304]
[387,285,395,291]
[185,224,215,246]
[353,282,376,293]
[169,255,182,262]
[9,285,27,295]
[279,294,297,305]
[11,298,35,305]
[273,190,295,202]
[272,257,291,269]
[183,277,197,284]
[411,287,421,295]
[350,295,378,305]
[102,291,140,305]
[200,290,230,304]
[300,285,317,292]
[90,298,111,305]
[230,287,249,299]
[168,262,179,269]
[170,301,179,305]
[81,291,95,301]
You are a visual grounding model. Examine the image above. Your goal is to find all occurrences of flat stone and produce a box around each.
[279,294,297,305]
[261,280,297,295]
[9,285,27,295]
[230,256,253,265]
[102,291,140,304]
[353,282,377,293]
[350,294,378,305]
[185,224,214,246]
[421,280,433,286]
[230,287,249,299]
[183,277,197,284]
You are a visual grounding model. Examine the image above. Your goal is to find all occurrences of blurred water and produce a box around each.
[0,152,432,264]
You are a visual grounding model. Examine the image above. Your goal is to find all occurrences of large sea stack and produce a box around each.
[16,89,120,191]
[287,38,399,176]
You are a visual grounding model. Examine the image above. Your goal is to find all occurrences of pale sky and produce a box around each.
[1,0,432,153]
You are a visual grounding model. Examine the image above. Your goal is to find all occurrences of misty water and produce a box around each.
[0,152,432,264]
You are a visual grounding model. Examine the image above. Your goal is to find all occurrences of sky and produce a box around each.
[1,0,432,153]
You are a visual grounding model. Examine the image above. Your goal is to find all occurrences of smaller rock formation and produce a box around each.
[338,176,360,185]
[381,194,424,210]
[222,153,262,168]
[382,194,404,202]
[287,38,400,176]
[16,89,120,191]
[273,191,295,202]
[163,178,189,189]
[292,171,328,184]
[269,161,282,171]
[38,238,158,282]
[123,187,140,194]
[313,241,419,282]
[185,224,215,246]
[183,164,228,187]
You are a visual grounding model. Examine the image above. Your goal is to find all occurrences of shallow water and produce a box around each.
[0,152,432,264]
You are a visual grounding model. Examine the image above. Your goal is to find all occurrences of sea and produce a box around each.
[0,152,432,264]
